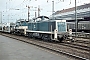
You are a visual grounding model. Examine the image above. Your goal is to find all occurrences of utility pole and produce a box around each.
[75,0,77,39]
[28,6,30,21]
[38,6,40,17]
[34,7,37,18]
[52,1,54,20]
[26,5,30,21]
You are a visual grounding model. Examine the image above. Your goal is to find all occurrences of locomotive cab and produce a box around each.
[53,20,68,42]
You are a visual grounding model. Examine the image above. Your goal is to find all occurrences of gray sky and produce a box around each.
[0,0,90,23]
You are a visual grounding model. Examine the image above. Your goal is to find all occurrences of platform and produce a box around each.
[0,35,71,60]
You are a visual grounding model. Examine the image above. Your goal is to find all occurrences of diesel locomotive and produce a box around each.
[26,16,68,42]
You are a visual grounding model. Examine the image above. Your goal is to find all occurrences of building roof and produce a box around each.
[53,3,90,15]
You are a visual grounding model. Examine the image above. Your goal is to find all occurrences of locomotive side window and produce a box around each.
[21,21,28,26]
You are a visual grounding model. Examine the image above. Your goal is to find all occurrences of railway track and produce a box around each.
[0,33,90,60]
[75,40,90,44]
[60,42,90,51]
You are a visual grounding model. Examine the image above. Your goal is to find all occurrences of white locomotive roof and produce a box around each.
[28,19,66,23]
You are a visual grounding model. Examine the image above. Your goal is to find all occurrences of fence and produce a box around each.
[72,32,90,39]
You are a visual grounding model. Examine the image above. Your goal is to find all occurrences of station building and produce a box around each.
[52,3,90,21]
[51,3,90,33]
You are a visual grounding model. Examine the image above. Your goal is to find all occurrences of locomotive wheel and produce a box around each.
[58,37,64,42]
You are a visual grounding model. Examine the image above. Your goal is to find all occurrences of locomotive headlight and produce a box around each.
[54,29,58,33]
[56,29,58,33]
